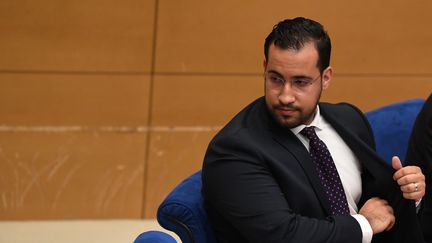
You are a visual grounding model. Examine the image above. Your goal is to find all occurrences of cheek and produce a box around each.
[296,92,320,108]
[265,88,278,100]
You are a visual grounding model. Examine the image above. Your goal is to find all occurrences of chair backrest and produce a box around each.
[157,99,425,243]
[365,99,424,164]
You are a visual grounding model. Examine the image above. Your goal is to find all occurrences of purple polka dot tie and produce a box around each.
[300,126,350,216]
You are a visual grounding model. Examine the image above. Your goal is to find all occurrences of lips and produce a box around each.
[276,107,297,116]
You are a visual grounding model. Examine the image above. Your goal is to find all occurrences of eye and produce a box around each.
[269,75,284,84]
[293,79,311,87]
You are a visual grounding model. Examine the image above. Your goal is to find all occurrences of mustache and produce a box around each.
[274,104,299,110]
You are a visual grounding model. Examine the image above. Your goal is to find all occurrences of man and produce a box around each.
[406,94,432,242]
[202,17,425,243]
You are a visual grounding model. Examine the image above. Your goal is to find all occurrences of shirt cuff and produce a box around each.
[416,198,422,207]
[416,198,422,213]
[352,214,373,243]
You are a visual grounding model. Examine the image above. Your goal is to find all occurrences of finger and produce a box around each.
[386,203,394,215]
[393,166,422,180]
[396,173,425,186]
[377,198,389,206]
[384,204,395,231]
[369,197,381,202]
[392,156,403,171]
[400,183,417,193]
[397,166,421,174]
[403,191,425,201]
[400,181,424,192]
[385,215,396,231]
[392,156,404,181]
[403,182,426,199]
[400,184,411,193]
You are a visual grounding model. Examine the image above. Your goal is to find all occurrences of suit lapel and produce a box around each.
[318,104,424,242]
[270,128,333,216]
[319,104,396,203]
[253,98,389,214]
[268,102,392,215]
[320,105,391,173]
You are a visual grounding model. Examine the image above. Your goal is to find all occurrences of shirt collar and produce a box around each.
[290,105,324,135]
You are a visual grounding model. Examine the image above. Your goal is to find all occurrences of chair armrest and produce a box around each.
[134,230,176,243]
[157,171,217,243]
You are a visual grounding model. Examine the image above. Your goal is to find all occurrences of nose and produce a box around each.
[278,83,295,105]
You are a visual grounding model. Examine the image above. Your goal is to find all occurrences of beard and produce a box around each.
[267,102,318,129]
[264,80,323,129]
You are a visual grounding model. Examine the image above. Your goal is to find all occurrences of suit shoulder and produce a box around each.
[320,101,375,148]
[204,97,269,163]
[320,102,364,115]
[320,101,369,127]
[320,102,369,126]
[214,97,266,137]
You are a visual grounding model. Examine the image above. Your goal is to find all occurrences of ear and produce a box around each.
[263,59,267,71]
[321,66,332,90]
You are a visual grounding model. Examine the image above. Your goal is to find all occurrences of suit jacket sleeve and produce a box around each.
[406,95,432,241]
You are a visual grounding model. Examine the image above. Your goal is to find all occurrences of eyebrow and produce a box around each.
[267,70,283,77]
[267,70,313,80]
[292,75,313,80]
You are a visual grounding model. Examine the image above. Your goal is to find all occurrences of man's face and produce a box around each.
[264,42,332,128]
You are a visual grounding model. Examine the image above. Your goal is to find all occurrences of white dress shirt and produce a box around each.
[291,106,373,243]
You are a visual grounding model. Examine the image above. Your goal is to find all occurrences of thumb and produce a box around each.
[392,156,403,170]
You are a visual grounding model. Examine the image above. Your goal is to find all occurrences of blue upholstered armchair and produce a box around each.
[134,99,425,243]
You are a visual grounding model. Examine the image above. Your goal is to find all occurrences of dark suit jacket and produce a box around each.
[202,97,424,243]
[406,94,432,243]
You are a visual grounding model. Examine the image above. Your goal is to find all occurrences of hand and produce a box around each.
[359,197,395,234]
[392,156,425,201]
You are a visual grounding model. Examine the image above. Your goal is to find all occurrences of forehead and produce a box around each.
[266,42,319,75]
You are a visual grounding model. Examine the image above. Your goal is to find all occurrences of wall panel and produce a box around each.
[0,131,146,219]
[156,0,432,75]
[322,76,432,112]
[0,0,155,72]
[144,130,216,218]
[0,74,150,126]
[151,75,263,126]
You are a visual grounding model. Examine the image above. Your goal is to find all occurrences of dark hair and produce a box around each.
[264,17,331,73]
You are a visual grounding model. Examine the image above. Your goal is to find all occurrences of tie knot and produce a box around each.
[300,126,317,141]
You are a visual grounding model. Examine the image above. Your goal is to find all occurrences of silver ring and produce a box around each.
[414,182,419,192]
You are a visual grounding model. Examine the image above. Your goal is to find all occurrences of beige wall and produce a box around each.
[1,0,432,219]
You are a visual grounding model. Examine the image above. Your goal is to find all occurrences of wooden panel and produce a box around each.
[322,75,432,112]
[151,75,262,126]
[328,1,432,74]
[156,0,268,73]
[144,130,217,218]
[0,131,147,219]
[0,0,155,72]
[0,74,150,126]
[156,0,432,74]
